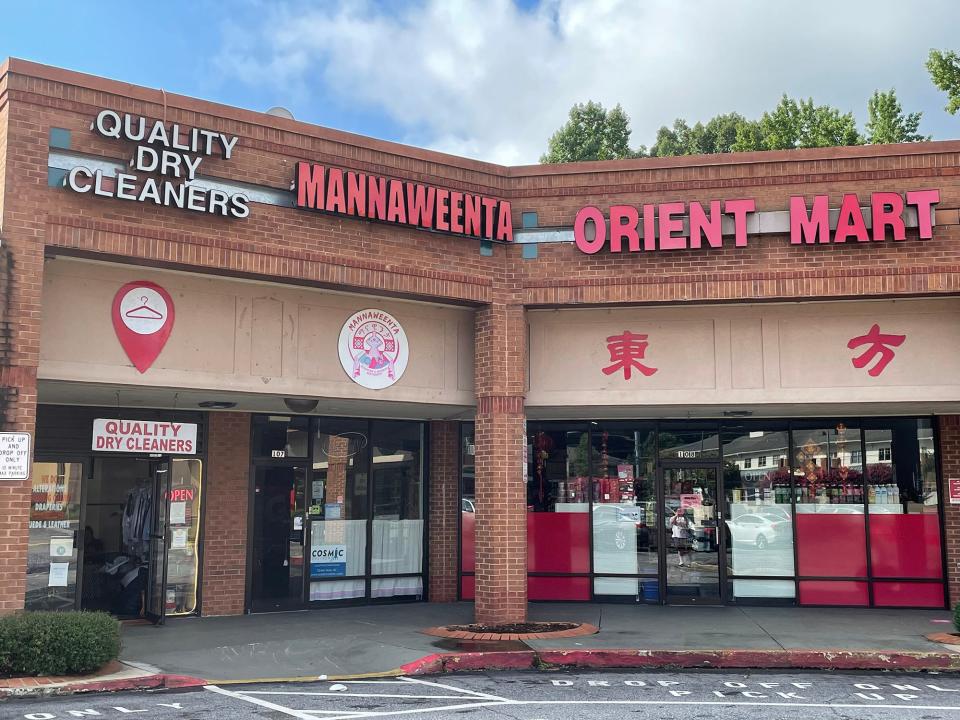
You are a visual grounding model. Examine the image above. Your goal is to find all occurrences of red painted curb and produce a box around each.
[391,648,960,676]
[398,653,445,676]
[443,651,537,672]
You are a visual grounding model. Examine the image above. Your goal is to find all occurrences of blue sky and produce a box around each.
[3,0,959,164]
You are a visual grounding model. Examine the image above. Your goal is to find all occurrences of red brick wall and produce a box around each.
[0,65,44,613]
[200,411,250,616]
[939,416,960,608]
[428,421,459,602]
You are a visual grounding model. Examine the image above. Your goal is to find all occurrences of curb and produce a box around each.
[0,673,207,698]
[7,647,960,696]
[396,648,960,675]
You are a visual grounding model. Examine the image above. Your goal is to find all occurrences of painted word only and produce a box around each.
[65,110,250,219]
[294,162,514,242]
[574,190,940,254]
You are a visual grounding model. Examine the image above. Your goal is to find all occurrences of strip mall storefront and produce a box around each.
[2,59,960,624]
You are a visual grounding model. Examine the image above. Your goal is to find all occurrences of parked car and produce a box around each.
[461,498,476,513]
[593,504,650,551]
[725,513,789,549]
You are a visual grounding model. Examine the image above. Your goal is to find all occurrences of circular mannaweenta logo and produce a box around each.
[338,309,408,390]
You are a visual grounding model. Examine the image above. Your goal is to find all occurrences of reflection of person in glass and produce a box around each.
[671,507,690,566]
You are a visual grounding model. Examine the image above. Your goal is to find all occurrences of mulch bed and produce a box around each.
[422,621,598,641]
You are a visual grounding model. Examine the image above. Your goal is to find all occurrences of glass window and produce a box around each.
[370,421,424,599]
[310,419,369,602]
[864,419,943,590]
[252,415,309,459]
[793,423,868,597]
[591,424,657,599]
[527,425,590,600]
[165,459,202,615]
[721,425,795,599]
[658,425,720,460]
[25,461,83,611]
[460,424,475,599]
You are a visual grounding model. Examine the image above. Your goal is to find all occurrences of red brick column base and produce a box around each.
[200,411,250,616]
[428,420,459,602]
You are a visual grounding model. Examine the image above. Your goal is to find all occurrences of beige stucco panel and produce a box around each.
[778,310,960,388]
[530,315,717,392]
[527,300,960,408]
[40,259,475,405]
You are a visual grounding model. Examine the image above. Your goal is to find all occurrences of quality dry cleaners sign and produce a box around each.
[65,110,250,218]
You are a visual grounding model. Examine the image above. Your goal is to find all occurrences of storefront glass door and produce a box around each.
[145,459,172,624]
[660,465,724,604]
[250,465,308,611]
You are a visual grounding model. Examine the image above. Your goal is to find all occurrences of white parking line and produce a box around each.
[204,684,327,720]
[400,675,510,702]
[242,691,480,699]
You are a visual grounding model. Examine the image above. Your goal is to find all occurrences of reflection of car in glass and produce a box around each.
[726,513,788,549]
[461,498,475,513]
[756,506,792,524]
[593,504,650,551]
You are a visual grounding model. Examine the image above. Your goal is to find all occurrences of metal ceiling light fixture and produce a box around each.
[284,398,319,413]
[198,400,237,409]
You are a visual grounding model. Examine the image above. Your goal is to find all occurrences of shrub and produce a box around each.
[0,611,120,677]
[954,603,960,634]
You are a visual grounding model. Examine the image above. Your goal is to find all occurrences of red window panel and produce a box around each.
[796,514,867,577]
[869,514,943,579]
[527,512,590,574]
[872,581,944,608]
[460,510,475,573]
[460,575,475,601]
[528,575,591,601]
[799,580,869,606]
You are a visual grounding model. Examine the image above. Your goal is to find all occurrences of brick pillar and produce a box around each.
[0,248,42,614]
[429,420,460,602]
[939,416,960,608]
[473,304,527,624]
[200,411,251,616]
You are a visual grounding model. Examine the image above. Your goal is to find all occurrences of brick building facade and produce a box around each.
[2,59,960,621]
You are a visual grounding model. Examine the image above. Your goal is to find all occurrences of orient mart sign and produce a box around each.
[574,190,940,254]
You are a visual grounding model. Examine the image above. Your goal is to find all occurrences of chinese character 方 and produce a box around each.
[847,324,905,377]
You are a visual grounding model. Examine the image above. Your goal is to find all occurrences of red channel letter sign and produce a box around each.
[574,190,939,254]
[294,162,513,242]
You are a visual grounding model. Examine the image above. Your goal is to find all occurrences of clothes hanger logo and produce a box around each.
[112,281,176,373]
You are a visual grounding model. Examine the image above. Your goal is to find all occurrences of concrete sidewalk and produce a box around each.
[117,603,960,682]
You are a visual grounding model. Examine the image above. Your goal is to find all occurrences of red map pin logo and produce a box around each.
[112,281,175,373]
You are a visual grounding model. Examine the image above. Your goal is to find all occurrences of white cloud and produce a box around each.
[216,0,960,165]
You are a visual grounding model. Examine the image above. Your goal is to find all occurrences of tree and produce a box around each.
[540,101,640,163]
[927,49,960,115]
[865,89,927,144]
[649,113,746,157]
[732,95,862,151]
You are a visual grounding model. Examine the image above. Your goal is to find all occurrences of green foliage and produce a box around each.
[865,89,927,144]
[954,602,960,633]
[927,49,960,115]
[540,101,640,163]
[650,113,746,157]
[0,611,120,677]
[733,95,863,151]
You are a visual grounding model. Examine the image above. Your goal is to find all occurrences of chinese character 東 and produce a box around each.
[602,331,658,380]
